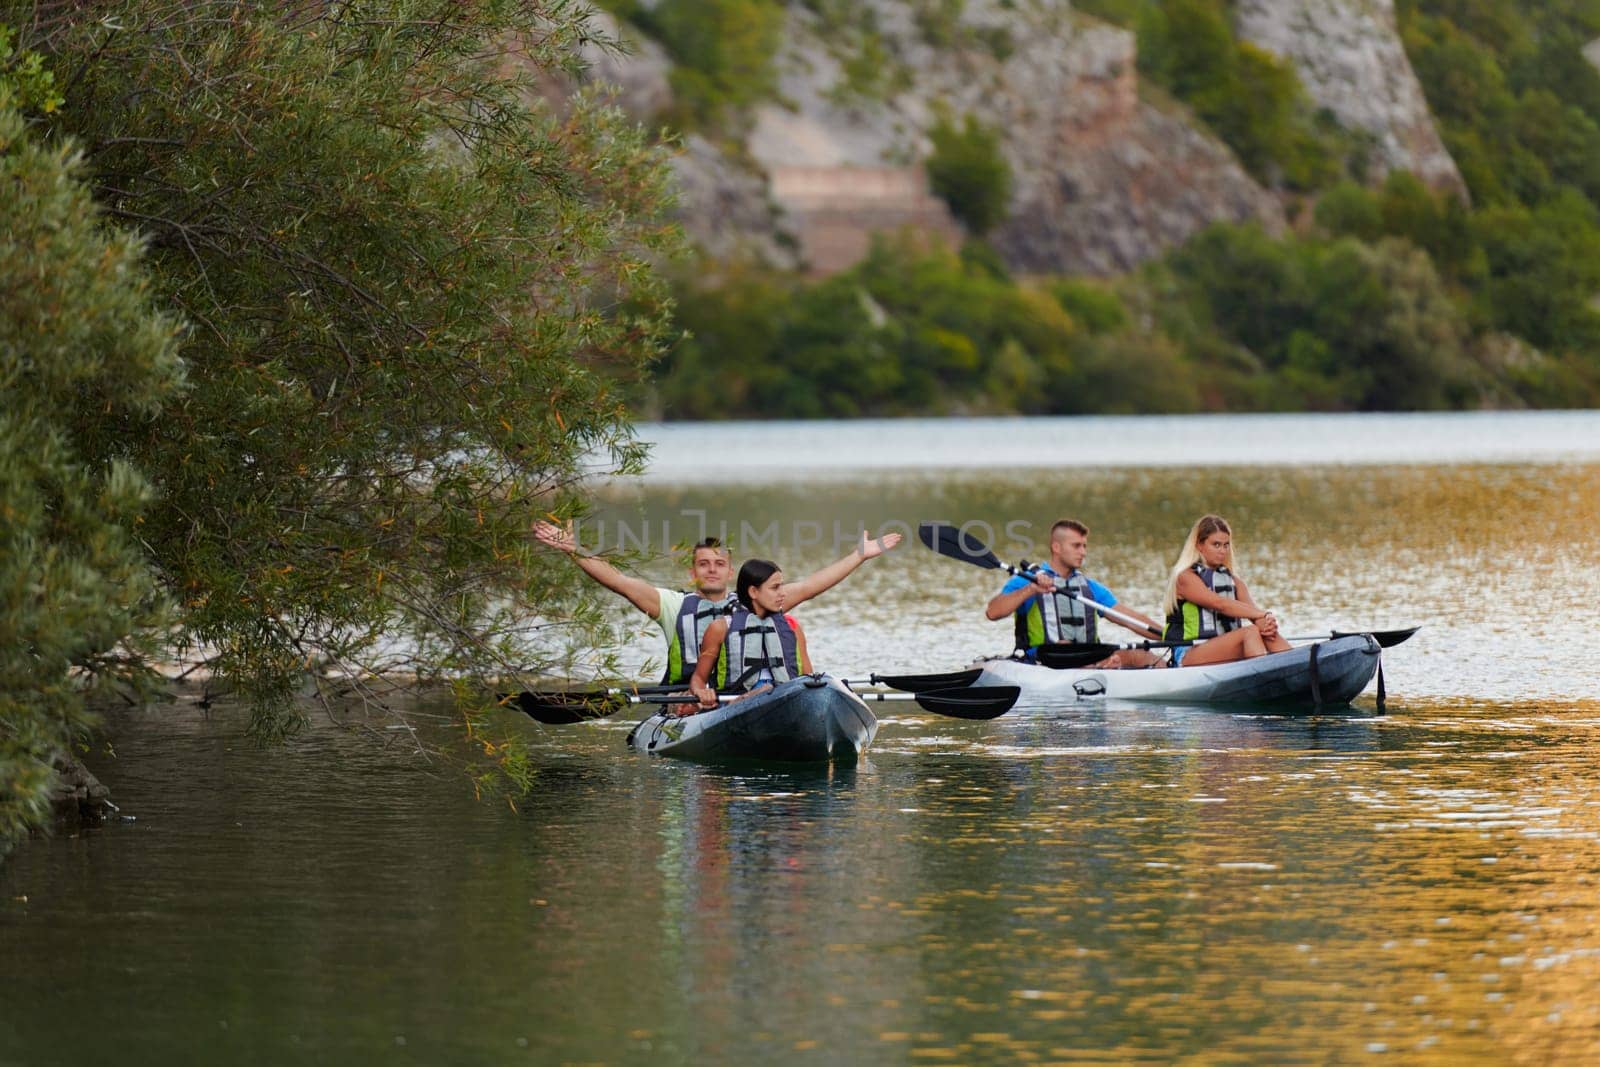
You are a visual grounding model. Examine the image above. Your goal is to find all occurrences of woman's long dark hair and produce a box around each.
[736,558,780,611]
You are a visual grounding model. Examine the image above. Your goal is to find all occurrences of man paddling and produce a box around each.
[984,519,1163,668]
[534,522,756,686]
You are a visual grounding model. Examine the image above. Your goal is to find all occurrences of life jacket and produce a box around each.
[1015,568,1099,652]
[723,610,799,691]
[1165,563,1241,643]
[662,592,738,686]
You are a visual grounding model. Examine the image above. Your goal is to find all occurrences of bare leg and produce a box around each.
[1179,627,1266,667]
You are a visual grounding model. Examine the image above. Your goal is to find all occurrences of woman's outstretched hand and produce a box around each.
[858,530,904,559]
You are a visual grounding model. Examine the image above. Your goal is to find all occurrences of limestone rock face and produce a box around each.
[562,0,1467,275]
[1233,0,1466,197]
[671,134,799,269]
[743,0,1282,275]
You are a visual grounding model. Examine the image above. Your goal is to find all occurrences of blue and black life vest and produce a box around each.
[662,592,738,686]
[1015,568,1099,652]
[1164,563,1241,643]
[723,610,800,691]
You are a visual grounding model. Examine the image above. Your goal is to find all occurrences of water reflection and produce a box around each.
[7,688,1600,1061]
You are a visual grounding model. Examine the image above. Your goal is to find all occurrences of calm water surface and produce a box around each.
[5,413,1600,1064]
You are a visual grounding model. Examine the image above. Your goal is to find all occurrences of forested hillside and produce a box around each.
[597,0,1600,416]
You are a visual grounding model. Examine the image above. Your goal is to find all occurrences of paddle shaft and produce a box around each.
[999,562,1163,639]
[1033,626,1415,671]
[1120,627,1416,650]
[919,522,1160,638]
[863,667,984,693]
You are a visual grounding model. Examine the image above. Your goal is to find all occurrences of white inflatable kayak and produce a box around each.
[972,634,1383,708]
[625,674,878,762]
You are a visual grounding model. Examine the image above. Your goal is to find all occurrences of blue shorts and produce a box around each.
[1170,644,1188,667]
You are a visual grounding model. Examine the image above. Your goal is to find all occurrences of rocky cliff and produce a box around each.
[566,1,1461,277]
[1232,0,1465,197]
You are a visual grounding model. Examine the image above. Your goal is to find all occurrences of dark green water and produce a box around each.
[6,418,1600,1064]
[8,695,1600,1063]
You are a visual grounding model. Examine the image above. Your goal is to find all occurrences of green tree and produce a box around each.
[0,22,60,112]
[1314,181,1384,242]
[1136,0,1334,189]
[1048,279,1131,335]
[1472,192,1600,352]
[926,114,1014,235]
[1306,237,1474,409]
[648,0,785,128]
[1164,224,1476,409]
[0,93,184,849]
[14,2,679,758]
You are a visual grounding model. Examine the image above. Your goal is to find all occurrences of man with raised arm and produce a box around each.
[533,522,750,687]
[984,518,1163,669]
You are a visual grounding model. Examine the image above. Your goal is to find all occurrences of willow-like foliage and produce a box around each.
[9,2,680,772]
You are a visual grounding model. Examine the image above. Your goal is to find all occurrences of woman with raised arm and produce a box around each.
[1162,515,1292,667]
[686,531,903,711]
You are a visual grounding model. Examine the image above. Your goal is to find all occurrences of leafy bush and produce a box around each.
[659,234,1079,417]
[926,114,1014,234]
[642,0,785,128]
[1048,280,1131,335]
[1166,224,1478,408]
[0,95,183,849]
[1135,0,1337,190]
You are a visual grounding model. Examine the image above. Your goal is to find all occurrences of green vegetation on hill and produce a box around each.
[645,0,1600,417]
[654,218,1524,419]
[607,0,787,129]
[1080,0,1365,191]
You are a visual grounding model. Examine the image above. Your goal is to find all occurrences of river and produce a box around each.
[4,412,1600,1064]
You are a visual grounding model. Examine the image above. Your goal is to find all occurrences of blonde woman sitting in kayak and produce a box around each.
[1162,514,1292,667]
[687,530,903,712]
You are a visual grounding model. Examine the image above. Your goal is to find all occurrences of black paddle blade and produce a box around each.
[1033,643,1122,670]
[913,684,1020,720]
[1336,626,1419,648]
[918,522,1004,570]
[509,691,628,725]
[871,667,985,693]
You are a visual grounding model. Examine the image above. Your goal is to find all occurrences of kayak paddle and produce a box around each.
[509,689,714,724]
[865,667,984,693]
[918,522,1162,638]
[1034,642,1125,669]
[1300,626,1419,648]
[853,684,1021,720]
[513,681,1020,724]
[1026,629,1420,671]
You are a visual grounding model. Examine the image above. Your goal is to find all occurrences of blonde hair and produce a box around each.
[1162,515,1235,618]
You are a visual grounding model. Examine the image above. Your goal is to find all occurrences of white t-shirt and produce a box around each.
[653,587,684,642]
